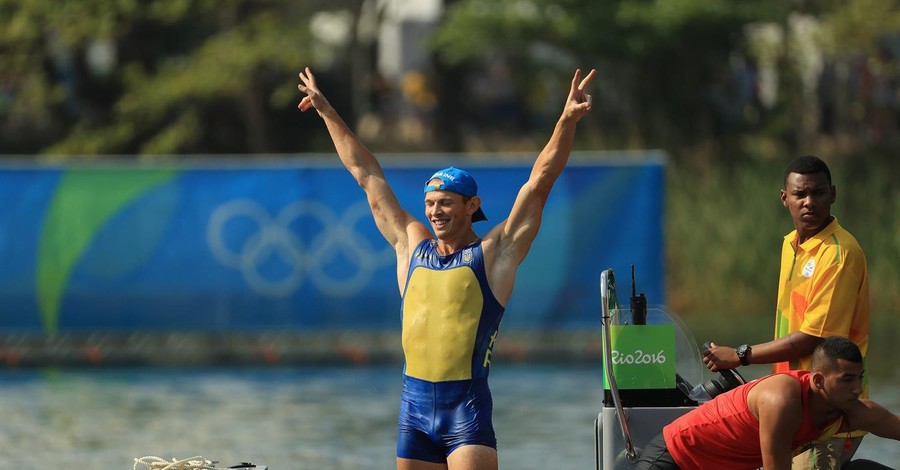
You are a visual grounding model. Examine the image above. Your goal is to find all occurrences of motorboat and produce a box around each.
[595,267,745,469]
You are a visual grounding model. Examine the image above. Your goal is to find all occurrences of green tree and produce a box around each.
[430,0,790,154]
[0,0,366,156]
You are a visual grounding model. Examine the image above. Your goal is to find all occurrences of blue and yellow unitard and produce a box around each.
[396,239,505,462]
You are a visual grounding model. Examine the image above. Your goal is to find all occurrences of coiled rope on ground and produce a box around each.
[133,455,219,470]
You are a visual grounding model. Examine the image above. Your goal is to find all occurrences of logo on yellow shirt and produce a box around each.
[801,259,815,278]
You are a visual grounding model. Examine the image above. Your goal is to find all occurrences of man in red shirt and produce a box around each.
[636,337,899,470]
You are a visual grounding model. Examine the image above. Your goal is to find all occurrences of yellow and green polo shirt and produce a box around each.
[773,218,869,377]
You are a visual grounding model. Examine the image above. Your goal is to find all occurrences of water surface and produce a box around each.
[0,364,896,469]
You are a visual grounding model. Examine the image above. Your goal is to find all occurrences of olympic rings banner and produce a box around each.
[0,156,664,333]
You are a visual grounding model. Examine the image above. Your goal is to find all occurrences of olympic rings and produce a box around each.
[206,199,394,298]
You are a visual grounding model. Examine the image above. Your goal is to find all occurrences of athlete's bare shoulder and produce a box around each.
[748,374,801,413]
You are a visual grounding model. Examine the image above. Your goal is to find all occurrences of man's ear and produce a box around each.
[811,371,825,389]
[468,196,482,215]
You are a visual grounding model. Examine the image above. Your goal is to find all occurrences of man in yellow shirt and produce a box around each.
[703,155,870,469]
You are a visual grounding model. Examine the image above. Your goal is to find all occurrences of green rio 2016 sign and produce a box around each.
[603,324,676,390]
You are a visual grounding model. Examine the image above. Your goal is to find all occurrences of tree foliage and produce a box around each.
[429,0,900,158]
[0,0,898,157]
[430,0,791,152]
[0,0,361,156]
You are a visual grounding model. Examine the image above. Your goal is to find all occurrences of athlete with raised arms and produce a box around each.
[297,66,595,469]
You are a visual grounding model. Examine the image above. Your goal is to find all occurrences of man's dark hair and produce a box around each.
[812,336,863,371]
[783,155,832,187]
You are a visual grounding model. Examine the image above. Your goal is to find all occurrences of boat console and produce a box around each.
[595,268,745,469]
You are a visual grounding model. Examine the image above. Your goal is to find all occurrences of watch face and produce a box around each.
[737,344,750,365]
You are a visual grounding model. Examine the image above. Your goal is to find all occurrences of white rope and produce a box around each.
[133,455,219,470]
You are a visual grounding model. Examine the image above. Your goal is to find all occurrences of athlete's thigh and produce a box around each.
[397,457,448,470]
[446,444,498,470]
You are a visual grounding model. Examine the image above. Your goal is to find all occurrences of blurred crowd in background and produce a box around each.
[1,0,898,162]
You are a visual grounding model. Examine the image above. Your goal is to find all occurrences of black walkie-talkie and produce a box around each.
[630,265,647,325]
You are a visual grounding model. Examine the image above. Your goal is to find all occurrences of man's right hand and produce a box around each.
[297,67,334,116]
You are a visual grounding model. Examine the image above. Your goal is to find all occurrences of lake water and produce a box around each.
[1,364,896,469]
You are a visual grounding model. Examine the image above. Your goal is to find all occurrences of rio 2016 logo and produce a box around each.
[611,349,667,365]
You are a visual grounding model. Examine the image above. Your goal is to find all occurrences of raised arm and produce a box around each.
[482,68,595,302]
[298,67,430,289]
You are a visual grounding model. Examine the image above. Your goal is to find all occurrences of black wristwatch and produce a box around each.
[736,344,752,366]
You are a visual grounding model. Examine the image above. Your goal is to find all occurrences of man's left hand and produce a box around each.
[562,68,596,122]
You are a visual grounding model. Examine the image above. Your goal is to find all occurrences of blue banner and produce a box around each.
[0,155,664,333]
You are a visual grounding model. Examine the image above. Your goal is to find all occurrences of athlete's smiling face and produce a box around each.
[424,188,470,239]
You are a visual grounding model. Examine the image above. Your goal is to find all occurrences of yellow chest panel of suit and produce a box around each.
[401,266,484,382]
